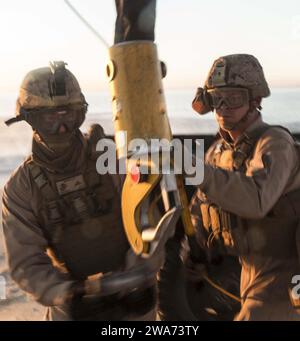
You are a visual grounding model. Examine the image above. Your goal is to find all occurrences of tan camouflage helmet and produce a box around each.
[5,62,88,126]
[18,62,86,109]
[192,54,270,115]
[205,54,270,98]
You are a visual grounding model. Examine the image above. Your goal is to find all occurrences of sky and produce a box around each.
[0,0,300,95]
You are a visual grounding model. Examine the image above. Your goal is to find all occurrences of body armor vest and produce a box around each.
[200,124,300,259]
[28,154,129,280]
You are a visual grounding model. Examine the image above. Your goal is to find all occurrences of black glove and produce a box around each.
[69,282,157,321]
[68,250,162,320]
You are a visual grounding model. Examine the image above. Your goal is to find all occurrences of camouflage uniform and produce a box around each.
[190,54,300,320]
[2,63,157,321]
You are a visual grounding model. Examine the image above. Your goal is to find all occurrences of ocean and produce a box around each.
[0,88,300,187]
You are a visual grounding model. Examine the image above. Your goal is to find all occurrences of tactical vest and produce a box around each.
[200,124,300,259]
[27,151,129,280]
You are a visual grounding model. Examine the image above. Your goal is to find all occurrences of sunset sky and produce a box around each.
[0,0,300,94]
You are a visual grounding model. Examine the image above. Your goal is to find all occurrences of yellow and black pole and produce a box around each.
[106,0,197,262]
[107,40,195,256]
[65,0,240,320]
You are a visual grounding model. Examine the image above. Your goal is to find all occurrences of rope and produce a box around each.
[203,274,242,303]
[64,0,110,48]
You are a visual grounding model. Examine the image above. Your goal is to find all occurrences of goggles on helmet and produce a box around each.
[207,87,249,110]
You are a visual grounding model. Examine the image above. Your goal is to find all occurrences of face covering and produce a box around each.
[32,129,86,173]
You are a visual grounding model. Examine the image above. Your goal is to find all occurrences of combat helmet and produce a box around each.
[192,54,270,115]
[5,61,88,131]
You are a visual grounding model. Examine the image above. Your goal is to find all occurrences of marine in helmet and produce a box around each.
[1,62,158,321]
[189,54,300,320]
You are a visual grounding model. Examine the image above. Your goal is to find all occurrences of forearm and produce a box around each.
[200,165,271,218]
[199,132,300,219]
[2,201,75,307]
[200,150,296,219]
[8,251,75,307]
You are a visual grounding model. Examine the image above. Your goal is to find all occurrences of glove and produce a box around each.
[82,249,163,298]
[67,238,164,320]
[69,268,159,321]
[68,250,163,320]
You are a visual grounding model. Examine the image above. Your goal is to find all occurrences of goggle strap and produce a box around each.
[5,117,21,126]
[4,109,29,126]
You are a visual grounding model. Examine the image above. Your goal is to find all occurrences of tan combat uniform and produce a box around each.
[1,132,155,321]
[190,115,300,320]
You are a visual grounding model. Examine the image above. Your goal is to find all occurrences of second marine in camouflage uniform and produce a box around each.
[190,54,300,320]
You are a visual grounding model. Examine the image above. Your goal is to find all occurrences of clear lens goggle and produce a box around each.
[207,88,249,110]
